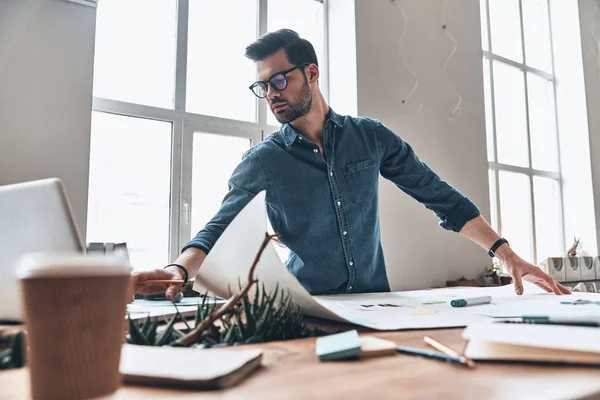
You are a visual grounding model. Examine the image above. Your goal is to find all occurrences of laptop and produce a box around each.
[0,178,223,323]
[0,178,85,322]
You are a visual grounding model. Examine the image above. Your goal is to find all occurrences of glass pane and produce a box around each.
[480,0,489,52]
[191,133,251,236]
[93,0,176,108]
[522,0,552,72]
[499,171,533,263]
[528,73,558,172]
[493,62,528,167]
[267,0,324,127]
[187,0,257,122]
[489,0,522,63]
[482,58,495,162]
[87,112,171,270]
[533,177,562,262]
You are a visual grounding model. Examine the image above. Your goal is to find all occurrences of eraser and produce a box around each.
[316,330,361,361]
[359,336,397,358]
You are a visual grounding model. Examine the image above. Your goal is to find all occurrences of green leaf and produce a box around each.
[128,316,150,346]
[242,292,255,335]
[10,332,25,368]
[234,310,247,339]
[156,314,179,346]
[141,315,153,336]
[223,325,236,345]
[174,303,191,331]
[146,318,159,345]
[195,296,205,328]
[252,283,260,315]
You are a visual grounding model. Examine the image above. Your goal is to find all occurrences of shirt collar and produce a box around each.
[280,107,343,147]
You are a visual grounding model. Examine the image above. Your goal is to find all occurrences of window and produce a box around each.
[480,0,564,264]
[89,0,328,270]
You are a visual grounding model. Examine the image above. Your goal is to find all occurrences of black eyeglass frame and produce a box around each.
[249,63,310,98]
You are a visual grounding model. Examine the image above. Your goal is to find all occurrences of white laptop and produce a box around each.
[0,178,85,321]
[0,178,222,323]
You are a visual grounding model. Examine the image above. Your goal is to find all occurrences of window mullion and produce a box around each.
[170,118,183,261]
[321,0,330,102]
[546,0,566,255]
[495,168,502,237]
[518,0,537,262]
[257,0,268,134]
[174,0,189,112]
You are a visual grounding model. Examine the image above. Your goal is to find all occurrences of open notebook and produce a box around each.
[463,322,600,366]
[120,344,262,389]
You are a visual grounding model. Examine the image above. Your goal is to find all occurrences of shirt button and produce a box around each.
[349,261,354,266]
[348,286,353,291]
[330,171,333,177]
[343,231,347,236]
[337,201,341,206]
[313,148,318,153]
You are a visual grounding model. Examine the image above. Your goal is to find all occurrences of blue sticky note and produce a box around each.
[315,330,361,361]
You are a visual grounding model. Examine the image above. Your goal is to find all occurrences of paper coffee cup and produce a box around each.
[18,253,132,400]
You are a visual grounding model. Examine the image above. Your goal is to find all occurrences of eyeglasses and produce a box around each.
[249,63,308,98]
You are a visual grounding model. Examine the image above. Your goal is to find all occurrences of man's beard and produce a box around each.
[273,81,312,124]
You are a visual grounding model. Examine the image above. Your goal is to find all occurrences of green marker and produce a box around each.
[450,296,492,307]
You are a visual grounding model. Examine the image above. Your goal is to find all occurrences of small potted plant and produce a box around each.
[482,263,501,285]
[481,261,512,286]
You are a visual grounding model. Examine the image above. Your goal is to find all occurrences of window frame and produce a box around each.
[481,0,565,264]
[91,0,329,263]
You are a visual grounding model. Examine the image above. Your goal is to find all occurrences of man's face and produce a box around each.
[256,49,312,124]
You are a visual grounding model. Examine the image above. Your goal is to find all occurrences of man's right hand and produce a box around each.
[131,267,184,302]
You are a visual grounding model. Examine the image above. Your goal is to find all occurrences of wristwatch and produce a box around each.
[163,263,189,284]
[488,238,509,258]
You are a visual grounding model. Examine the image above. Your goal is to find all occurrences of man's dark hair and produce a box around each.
[245,29,319,67]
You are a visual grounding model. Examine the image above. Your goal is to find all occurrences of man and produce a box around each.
[133,29,569,300]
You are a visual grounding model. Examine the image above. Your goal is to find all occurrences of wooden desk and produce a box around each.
[2,321,600,400]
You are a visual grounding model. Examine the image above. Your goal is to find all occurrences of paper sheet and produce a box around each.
[193,191,600,331]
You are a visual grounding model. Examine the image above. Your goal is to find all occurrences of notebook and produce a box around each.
[120,344,263,389]
[463,322,600,366]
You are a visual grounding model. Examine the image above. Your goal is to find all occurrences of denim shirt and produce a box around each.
[183,109,480,295]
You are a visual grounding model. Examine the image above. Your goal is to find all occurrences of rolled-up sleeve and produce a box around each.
[376,121,480,232]
[182,150,269,254]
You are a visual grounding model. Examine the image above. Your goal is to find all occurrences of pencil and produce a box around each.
[424,336,476,368]
[135,279,191,285]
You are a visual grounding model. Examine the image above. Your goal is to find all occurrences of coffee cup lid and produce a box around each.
[17,252,132,279]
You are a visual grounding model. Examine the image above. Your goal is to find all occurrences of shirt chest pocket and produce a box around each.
[343,159,378,204]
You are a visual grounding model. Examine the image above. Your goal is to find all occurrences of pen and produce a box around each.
[450,295,492,307]
[424,336,475,368]
[397,346,463,365]
[520,315,600,327]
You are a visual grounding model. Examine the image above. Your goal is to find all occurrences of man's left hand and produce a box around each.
[502,253,571,295]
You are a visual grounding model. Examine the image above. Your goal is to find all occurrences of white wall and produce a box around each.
[578,0,600,254]
[549,0,598,257]
[350,0,491,290]
[0,0,97,238]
